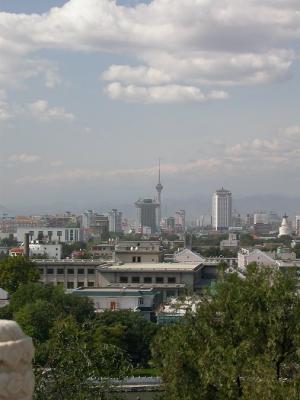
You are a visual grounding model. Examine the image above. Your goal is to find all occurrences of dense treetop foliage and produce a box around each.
[152,263,300,400]
[0,256,40,293]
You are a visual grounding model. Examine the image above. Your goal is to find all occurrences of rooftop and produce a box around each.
[99,262,201,272]
[73,287,157,297]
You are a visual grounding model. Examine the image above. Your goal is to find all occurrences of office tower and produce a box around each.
[296,216,300,236]
[135,198,159,234]
[108,209,123,233]
[253,212,268,225]
[212,188,232,231]
[174,209,186,232]
[155,160,163,230]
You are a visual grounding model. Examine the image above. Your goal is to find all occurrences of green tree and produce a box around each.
[152,264,300,400]
[1,282,95,358]
[92,310,158,367]
[14,299,57,342]
[0,256,40,293]
[34,316,130,400]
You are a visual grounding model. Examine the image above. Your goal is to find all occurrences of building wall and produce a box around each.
[99,270,195,287]
[212,189,232,230]
[30,244,62,260]
[238,250,275,269]
[16,227,81,243]
[296,216,300,236]
[115,252,161,263]
[38,262,98,289]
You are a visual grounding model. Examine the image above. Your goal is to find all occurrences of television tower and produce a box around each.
[156,159,163,231]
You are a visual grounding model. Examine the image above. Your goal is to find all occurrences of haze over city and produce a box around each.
[1,0,300,213]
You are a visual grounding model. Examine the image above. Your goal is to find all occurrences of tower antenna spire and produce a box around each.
[156,158,163,233]
[158,158,161,184]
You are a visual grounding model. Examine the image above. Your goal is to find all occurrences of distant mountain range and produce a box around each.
[2,194,300,219]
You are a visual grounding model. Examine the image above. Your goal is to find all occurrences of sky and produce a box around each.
[0,0,300,214]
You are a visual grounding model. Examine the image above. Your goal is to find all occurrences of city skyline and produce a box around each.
[0,0,300,210]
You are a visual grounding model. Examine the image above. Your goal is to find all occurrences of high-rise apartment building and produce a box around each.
[174,210,186,232]
[135,198,159,234]
[108,209,123,233]
[295,216,300,236]
[212,188,232,231]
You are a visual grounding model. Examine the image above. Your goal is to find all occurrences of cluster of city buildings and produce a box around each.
[2,166,300,322]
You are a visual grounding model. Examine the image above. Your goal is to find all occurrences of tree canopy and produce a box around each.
[0,256,40,293]
[91,310,158,367]
[152,263,300,400]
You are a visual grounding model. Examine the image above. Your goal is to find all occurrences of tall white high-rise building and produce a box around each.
[212,188,232,231]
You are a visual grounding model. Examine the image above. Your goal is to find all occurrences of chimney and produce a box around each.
[24,233,30,258]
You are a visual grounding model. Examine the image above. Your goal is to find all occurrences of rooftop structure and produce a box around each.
[114,240,162,263]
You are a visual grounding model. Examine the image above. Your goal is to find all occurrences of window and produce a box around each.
[144,277,152,283]
[67,268,74,275]
[137,256,141,263]
[77,282,84,287]
[132,276,140,283]
[88,269,95,275]
[138,298,144,305]
[57,269,64,275]
[120,276,128,283]
[57,282,64,287]
[132,256,136,262]
[168,277,176,284]
[88,281,94,287]
[39,268,44,275]
[156,277,164,284]
[110,301,116,310]
[67,282,74,289]
[47,268,54,274]
[78,268,85,275]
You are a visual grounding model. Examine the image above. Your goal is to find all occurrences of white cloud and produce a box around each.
[27,100,75,122]
[0,0,299,103]
[105,82,228,103]
[102,65,171,85]
[0,91,13,121]
[50,160,63,167]
[14,122,300,186]
[9,153,41,163]
[0,102,13,121]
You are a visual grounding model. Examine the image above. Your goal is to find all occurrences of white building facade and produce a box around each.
[16,227,81,243]
[212,188,232,231]
[29,243,62,260]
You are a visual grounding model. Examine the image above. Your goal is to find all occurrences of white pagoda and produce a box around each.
[278,214,292,237]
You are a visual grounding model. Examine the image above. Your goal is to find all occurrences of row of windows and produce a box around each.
[65,281,95,289]
[119,276,176,284]
[40,268,95,275]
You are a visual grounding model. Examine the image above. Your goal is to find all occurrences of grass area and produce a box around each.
[132,368,159,377]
